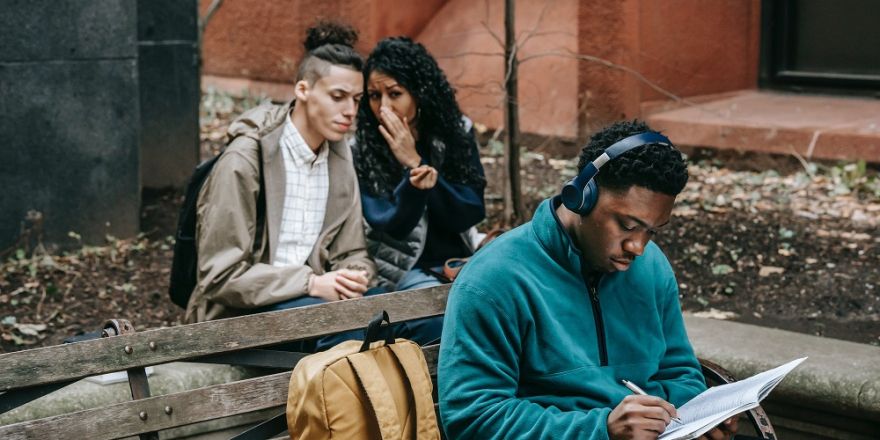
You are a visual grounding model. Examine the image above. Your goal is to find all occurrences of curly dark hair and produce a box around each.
[577,120,689,196]
[296,21,363,83]
[354,37,485,197]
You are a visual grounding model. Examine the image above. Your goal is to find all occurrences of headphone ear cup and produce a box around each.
[578,179,599,216]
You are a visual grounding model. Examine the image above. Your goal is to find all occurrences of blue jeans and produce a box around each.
[396,266,445,290]
[255,267,445,352]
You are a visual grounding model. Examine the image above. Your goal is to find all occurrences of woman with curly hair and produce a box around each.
[351,37,486,300]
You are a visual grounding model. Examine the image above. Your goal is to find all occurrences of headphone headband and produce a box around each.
[560,131,671,215]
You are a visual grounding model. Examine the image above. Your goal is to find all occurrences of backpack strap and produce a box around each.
[387,342,440,439]
[347,353,403,440]
[253,143,267,257]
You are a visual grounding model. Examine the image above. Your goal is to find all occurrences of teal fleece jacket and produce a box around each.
[438,198,706,439]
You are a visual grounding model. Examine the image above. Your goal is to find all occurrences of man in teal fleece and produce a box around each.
[438,121,738,440]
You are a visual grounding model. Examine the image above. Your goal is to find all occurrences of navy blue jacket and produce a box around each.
[360,127,486,267]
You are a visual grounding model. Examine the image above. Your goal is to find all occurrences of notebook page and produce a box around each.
[672,378,759,424]
[674,357,806,423]
[659,357,807,439]
[755,357,807,400]
[659,412,735,440]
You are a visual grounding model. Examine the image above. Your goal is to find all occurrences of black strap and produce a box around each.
[423,267,452,284]
[229,410,287,440]
[359,310,395,352]
[253,144,267,255]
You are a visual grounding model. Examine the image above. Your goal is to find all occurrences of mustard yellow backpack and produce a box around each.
[286,311,441,440]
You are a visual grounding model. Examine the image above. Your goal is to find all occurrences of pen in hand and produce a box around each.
[621,379,682,424]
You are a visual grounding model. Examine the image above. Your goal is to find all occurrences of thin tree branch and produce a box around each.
[788,146,816,180]
[520,30,577,43]
[517,0,554,48]
[436,51,505,60]
[519,50,698,106]
[199,0,225,39]
[455,81,505,91]
[427,28,508,42]
[481,20,505,50]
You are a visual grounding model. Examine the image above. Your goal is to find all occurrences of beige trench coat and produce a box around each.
[185,101,375,323]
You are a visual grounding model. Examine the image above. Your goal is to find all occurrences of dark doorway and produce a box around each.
[760,0,880,94]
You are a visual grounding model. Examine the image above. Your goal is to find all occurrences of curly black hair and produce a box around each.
[296,21,363,84]
[354,37,485,197]
[577,120,689,196]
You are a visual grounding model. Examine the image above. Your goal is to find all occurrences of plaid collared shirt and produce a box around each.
[273,113,329,267]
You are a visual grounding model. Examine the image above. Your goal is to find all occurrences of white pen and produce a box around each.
[621,379,682,423]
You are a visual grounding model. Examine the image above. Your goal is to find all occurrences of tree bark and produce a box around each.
[504,0,526,225]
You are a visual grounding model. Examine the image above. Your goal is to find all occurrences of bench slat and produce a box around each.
[0,345,440,440]
[0,285,449,391]
[0,373,289,440]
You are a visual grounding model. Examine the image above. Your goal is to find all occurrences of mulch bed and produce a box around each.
[2,95,877,352]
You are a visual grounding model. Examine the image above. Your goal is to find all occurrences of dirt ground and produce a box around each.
[2,96,878,352]
[487,150,879,343]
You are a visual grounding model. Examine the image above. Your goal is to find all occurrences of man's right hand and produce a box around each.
[607,395,678,440]
[308,269,369,302]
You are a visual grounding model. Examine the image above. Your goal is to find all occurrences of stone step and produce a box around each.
[644,90,880,163]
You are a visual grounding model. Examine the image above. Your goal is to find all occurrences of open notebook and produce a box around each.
[659,357,807,440]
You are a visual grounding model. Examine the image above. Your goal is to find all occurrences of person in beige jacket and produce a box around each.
[185,23,375,325]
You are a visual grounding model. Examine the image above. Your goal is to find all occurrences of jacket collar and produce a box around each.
[261,117,285,258]
[532,196,585,276]
[281,112,329,167]
[261,100,354,261]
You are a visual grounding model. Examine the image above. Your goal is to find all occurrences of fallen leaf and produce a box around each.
[2,332,27,345]
[39,254,57,268]
[711,264,735,275]
[15,323,47,336]
[759,265,785,277]
[673,207,699,217]
[840,232,871,241]
[693,309,739,320]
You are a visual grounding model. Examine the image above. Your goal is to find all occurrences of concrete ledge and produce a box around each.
[644,91,880,163]
[0,362,260,425]
[3,318,878,439]
[685,314,880,439]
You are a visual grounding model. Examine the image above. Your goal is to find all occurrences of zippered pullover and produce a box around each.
[438,197,705,439]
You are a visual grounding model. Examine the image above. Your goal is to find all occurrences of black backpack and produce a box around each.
[168,146,265,308]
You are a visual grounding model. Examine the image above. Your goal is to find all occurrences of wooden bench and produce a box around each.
[0,284,776,439]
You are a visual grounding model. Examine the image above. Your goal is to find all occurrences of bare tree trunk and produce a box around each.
[503,0,525,225]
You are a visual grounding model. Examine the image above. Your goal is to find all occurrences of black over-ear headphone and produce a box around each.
[561,131,671,216]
